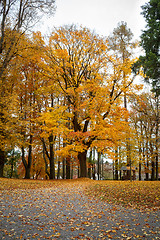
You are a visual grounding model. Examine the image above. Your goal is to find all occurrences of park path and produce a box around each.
[0,181,160,239]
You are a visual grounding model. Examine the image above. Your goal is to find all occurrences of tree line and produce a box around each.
[0,0,159,180]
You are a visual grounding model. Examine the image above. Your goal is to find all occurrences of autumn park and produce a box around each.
[0,0,160,239]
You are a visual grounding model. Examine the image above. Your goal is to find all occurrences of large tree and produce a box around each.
[44,25,137,177]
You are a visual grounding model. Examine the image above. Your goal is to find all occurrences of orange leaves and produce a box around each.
[86,181,160,210]
[38,105,71,136]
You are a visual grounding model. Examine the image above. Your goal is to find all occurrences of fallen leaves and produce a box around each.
[0,178,160,239]
[86,180,160,210]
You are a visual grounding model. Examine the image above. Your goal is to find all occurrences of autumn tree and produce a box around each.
[133,0,160,180]
[108,22,138,180]
[0,0,56,177]
[17,46,42,179]
[130,92,160,180]
[43,25,137,178]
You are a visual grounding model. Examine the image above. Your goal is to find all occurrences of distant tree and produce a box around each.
[130,92,160,180]
[134,0,160,180]
[5,150,20,178]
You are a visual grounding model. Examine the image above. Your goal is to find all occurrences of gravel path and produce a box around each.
[0,182,160,239]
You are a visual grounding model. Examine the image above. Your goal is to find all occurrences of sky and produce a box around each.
[41,0,147,40]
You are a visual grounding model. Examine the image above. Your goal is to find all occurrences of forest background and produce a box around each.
[0,0,159,181]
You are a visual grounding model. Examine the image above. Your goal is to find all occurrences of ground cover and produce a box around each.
[0,178,160,239]
[85,180,160,211]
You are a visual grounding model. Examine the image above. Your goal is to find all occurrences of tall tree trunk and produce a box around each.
[0,149,5,177]
[139,147,142,181]
[98,151,100,180]
[78,151,87,178]
[42,143,50,179]
[139,162,142,181]
[145,136,149,180]
[71,162,73,179]
[88,150,92,179]
[124,94,131,180]
[49,134,55,179]
[115,148,118,180]
[151,160,155,181]
[66,156,70,179]
[92,164,96,180]
[150,142,155,181]
[119,146,122,180]
[25,167,31,179]
[42,137,55,180]
[22,135,32,179]
[62,158,66,179]
[155,115,159,180]
[57,160,61,179]
[10,162,14,178]
[145,145,149,181]
[78,165,80,178]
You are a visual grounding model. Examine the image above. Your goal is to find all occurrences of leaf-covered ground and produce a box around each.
[0,178,160,239]
[86,180,160,210]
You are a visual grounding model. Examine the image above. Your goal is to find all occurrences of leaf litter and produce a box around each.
[0,178,160,239]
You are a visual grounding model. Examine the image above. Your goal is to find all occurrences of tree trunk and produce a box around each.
[139,162,141,181]
[71,162,73,179]
[98,152,100,180]
[92,164,96,180]
[138,145,142,181]
[21,134,32,180]
[78,165,80,178]
[10,162,14,178]
[156,153,158,180]
[145,141,149,181]
[88,150,92,179]
[42,143,50,178]
[156,97,159,180]
[49,134,55,179]
[0,150,5,177]
[26,135,32,179]
[150,141,155,181]
[78,151,87,178]
[25,167,31,179]
[57,160,61,179]
[62,159,65,179]
[66,156,70,179]
[151,160,155,181]
[155,118,159,180]
[115,148,118,180]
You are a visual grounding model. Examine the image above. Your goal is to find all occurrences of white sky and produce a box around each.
[41,0,147,40]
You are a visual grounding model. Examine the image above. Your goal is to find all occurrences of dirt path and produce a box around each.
[0,181,160,239]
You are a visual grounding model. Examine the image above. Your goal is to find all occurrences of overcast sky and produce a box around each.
[41,0,147,40]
